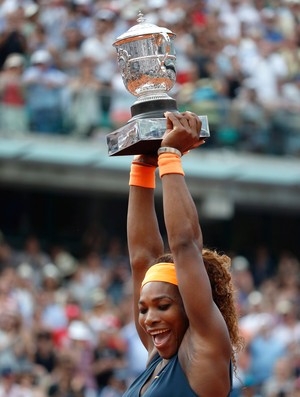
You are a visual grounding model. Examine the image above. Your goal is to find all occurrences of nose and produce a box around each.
[144,308,159,326]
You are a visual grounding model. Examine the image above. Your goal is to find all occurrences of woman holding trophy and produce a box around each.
[124,110,242,397]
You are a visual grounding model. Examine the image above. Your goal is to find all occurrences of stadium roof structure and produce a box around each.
[0,135,300,218]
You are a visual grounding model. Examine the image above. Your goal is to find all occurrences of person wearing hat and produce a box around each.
[0,53,29,135]
[125,111,243,396]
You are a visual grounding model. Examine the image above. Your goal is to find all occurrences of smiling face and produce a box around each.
[138,282,189,359]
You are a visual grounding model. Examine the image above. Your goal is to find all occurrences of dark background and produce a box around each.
[1,185,299,262]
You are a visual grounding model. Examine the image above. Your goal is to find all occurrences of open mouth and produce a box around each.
[150,329,171,348]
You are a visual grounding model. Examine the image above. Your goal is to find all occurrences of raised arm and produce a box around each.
[159,112,231,353]
[127,156,164,347]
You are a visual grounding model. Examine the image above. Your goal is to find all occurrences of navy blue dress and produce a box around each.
[123,352,233,397]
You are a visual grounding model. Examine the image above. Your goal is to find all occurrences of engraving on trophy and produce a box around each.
[106,12,210,156]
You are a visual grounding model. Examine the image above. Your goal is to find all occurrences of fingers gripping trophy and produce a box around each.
[106,12,209,156]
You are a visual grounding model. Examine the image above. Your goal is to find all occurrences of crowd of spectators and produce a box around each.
[0,1,300,397]
[0,228,299,397]
[0,230,148,397]
[0,0,299,155]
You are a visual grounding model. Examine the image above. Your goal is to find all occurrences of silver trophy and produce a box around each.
[106,12,209,156]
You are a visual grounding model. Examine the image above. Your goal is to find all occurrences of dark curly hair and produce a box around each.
[154,248,244,371]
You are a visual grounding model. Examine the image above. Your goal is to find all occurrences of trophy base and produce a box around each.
[106,117,210,156]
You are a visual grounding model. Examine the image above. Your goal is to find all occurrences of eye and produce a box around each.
[159,304,170,311]
[139,307,147,315]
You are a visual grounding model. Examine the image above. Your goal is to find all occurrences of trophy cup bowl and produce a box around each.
[106,12,210,156]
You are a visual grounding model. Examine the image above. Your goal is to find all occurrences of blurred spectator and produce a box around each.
[65,265,90,307]
[22,50,69,134]
[62,320,97,397]
[22,3,40,41]
[33,329,57,375]
[0,237,18,270]
[26,23,54,56]
[242,38,288,108]
[261,7,285,44]
[0,8,27,70]
[231,85,271,153]
[273,299,300,348]
[0,274,33,377]
[98,369,127,397]
[251,245,275,288]
[177,61,229,143]
[46,351,86,397]
[107,260,130,305]
[18,362,47,397]
[80,251,111,294]
[103,236,128,269]
[91,326,126,395]
[246,316,287,394]
[231,255,255,314]
[60,22,83,77]
[0,53,29,136]
[85,288,120,334]
[80,8,118,84]
[275,253,300,301]
[64,55,103,137]
[14,263,36,326]
[68,0,94,39]
[119,287,147,386]
[37,0,69,51]
[0,366,29,397]
[15,235,51,288]
[81,222,106,255]
[261,356,295,397]
[277,0,299,40]
[52,247,79,282]
[35,264,69,342]
[239,290,275,340]
[275,74,300,156]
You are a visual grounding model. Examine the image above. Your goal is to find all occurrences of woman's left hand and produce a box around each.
[161,111,205,154]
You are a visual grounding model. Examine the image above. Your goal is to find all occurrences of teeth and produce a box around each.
[150,329,169,336]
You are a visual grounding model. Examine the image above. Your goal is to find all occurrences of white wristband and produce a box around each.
[157,146,182,157]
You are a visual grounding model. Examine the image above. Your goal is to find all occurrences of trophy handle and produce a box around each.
[117,48,130,78]
[155,32,171,71]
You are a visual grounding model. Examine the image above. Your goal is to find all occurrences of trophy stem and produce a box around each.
[130,98,178,121]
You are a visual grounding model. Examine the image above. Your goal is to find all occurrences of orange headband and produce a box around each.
[141,262,178,289]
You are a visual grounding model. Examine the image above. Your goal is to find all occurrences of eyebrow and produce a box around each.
[138,295,171,305]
